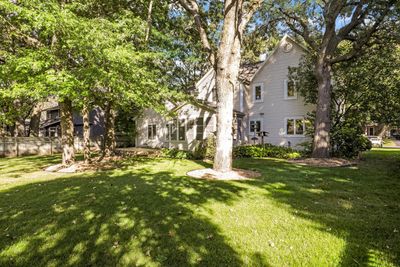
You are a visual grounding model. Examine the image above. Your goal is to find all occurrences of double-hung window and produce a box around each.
[195,117,204,140]
[250,119,262,134]
[167,119,186,141]
[148,124,157,140]
[253,83,263,102]
[285,118,305,136]
[284,79,297,99]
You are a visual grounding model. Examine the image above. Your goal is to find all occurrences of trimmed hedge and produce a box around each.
[233,144,302,159]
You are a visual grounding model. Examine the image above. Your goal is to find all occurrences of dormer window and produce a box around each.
[253,83,264,103]
[284,79,297,100]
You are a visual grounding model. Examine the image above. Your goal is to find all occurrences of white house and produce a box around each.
[135,35,314,150]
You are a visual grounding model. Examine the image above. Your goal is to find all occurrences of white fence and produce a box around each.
[0,137,103,157]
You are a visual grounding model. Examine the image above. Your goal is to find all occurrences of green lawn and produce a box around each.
[0,149,399,266]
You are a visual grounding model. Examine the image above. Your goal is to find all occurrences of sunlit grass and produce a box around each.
[0,149,399,266]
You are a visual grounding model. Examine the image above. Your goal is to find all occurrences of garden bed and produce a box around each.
[288,157,357,167]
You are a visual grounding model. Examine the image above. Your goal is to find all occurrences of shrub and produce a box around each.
[193,134,216,160]
[233,144,302,159]
[160,148,194,159]
[331,126,372,158]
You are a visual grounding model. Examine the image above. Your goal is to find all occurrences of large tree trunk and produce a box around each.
[14,118,25,137]
[29,104,42,137]
[212,0,242,172]
[103,102,116,158]
[312,58,332,158]
[82,102,91,164]
[60,99,75,165]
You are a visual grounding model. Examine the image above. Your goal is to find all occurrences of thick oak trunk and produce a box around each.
[103,103,116,157]
[212,0,241,172]
[29,104,42,137]
[60,99,75,165]
[312,59,332,158]
[82,102,91,164]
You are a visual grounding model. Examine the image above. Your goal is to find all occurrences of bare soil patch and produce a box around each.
[288,158,357,167]
[187,168,261,180]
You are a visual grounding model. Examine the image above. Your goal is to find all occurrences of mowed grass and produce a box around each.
[0,149,399,266]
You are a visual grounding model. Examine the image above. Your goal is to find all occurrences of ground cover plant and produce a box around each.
[0,149,399,266]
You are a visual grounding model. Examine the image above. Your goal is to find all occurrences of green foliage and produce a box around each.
[160,148,194,160]
[289,40,400,157]
[3,150,399,266]
[331,126,372,158]
[0,0,190,130]
[193,134,216,160]
[233,144,302,159]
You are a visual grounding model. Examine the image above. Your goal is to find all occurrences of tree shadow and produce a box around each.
[0,165,246,266]
[234,153,400,266]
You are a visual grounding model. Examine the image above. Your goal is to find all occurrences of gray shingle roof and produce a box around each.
[239,61,263,85]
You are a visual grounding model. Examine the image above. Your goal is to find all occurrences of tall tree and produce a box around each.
[290,35,400,156]
[177,0,263,172]
[0,0,171,163]
[273,0,398,158]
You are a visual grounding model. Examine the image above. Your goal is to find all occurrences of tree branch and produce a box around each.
[330,6,391,64]
[177,0,216,65]
[337,0,369,39]
[278,8,319,51]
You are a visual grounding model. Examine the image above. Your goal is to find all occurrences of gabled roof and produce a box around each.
[251,34,307,81]
[195,35,306,88]
[239,62,264,85]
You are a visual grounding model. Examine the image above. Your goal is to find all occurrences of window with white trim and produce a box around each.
[148,124,157,140]
[178,119,186,141]
[250,119,262,134]
[166,119,186,141]
[253,83,263,102]
[195,117,204,140]
[285,118,305,136]
[284,79,297,99]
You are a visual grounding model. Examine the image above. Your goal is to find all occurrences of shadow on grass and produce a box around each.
[0,155,61,179]
[0,163,245,266]
[234,151,400,266]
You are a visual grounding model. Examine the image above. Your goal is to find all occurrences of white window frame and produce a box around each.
[166,118,186,142]
[195,117,204,140]
[284,117,305,136]
[148,124,157,140]
[284,79,297,100]
[252,83,264,103]
[368,127,374,136]
[249,119,262,134]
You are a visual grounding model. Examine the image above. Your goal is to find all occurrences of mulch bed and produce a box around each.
[288,158,357,167]
[187,168,261,180]
[44,156,124,173]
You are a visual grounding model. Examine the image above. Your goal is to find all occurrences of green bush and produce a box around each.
[233,144,302,159]
[160,148,194,159]
[331,126,372,158]
[193,134,216,160]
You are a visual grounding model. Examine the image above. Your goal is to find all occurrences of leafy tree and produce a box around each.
[273,0,399,158]
[176,0,265,172]
[290,37,400,157]
[0,0,171,164]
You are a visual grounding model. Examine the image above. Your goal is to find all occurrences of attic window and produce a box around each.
[284,79,297,100]
[253,83,263,102]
